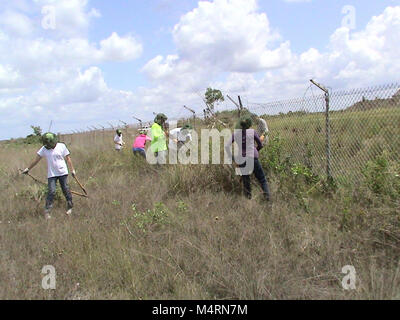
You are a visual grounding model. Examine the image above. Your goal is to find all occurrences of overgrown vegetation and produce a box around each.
[0,107,399,300]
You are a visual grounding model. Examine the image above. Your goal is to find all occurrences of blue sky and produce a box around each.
[0,0,399,140]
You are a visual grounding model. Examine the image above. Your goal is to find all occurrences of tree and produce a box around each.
[30,125,42,137]
[205,88,224,112]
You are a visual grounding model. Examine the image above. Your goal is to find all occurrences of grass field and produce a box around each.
[0,107,399,300]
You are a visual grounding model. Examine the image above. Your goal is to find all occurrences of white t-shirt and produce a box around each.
[37,143,70,178]
[169,128,192,150]
[114,134,123,150]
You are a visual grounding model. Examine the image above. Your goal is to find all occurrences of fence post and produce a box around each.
[325,91,331,179]
[310,79,332,180]
[183,105,196,129]
[238,95,243,117]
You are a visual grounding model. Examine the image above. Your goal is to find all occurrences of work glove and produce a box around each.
[71,170,76,177]
[22,168,29,174]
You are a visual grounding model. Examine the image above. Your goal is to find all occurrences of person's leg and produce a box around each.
[242,175,252,199]
[154,151,158,163]
[157,150,167,165]
[239,160,252,199]
[133,148,146,159]
[139,148,146,158]
[45,177,57,216]
[253,158,270,201]
[59,175,73,213]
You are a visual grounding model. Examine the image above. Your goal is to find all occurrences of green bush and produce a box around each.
[129,202,170,233]
[362,151,400,200]
[260,135,291,176]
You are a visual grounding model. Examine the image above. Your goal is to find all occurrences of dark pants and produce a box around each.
[46,175,73,210]
[133,148,146,158]
[240,158,270,201]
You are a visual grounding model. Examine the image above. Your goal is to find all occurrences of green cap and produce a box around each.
[42,132,58,149]
[237,116,252,130]
[154,113,168,125]
[182,124,193,130]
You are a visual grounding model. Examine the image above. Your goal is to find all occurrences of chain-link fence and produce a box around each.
[245,83,400,183]
[58,83,399,184]
[59,124,142,151]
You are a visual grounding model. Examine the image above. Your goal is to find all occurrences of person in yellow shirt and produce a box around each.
[150,113,168,164]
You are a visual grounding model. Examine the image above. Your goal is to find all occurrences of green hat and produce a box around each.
[237,116,253,130]
[182,124,193,130]
[42,132,58,149]
[116,129,122,135]
[154,113,168,125]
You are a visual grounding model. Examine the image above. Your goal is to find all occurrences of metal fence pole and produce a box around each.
[310,79,332,180]
[325,91,332,179]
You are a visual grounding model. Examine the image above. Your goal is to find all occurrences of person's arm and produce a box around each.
[22,155,42,174]
[145,135,152,146]
[65,154,76,177]
[254,132,263,151]
[169,129,178,143]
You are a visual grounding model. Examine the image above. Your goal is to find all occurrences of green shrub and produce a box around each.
[362,151,400,199]
[128,202,170,234]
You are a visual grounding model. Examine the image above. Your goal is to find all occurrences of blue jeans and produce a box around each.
[46,175,73,210]
[133,148,146,158]
[239,158,270,201]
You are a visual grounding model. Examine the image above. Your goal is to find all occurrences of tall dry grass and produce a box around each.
[0,122,399,300]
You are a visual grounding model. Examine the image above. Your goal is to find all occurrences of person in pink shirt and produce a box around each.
[132,129,152,158]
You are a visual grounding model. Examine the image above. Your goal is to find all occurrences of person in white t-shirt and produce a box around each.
[168,124,193,152]
[114,129,125,151]
[22,132,76,219]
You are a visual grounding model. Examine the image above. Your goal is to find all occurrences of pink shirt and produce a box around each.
[133,134,151,149]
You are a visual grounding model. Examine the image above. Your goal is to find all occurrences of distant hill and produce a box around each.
[347,90,400,111]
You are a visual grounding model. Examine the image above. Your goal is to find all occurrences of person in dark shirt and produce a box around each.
[225,116,271,201]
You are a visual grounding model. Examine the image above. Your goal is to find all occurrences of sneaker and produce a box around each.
[66,201,73,216]
[44,208,51,220]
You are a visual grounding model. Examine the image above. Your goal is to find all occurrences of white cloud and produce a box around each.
[35,67,109,106]
[172,0,288,72]
[99,32,143,62]
[139,3,400,117]
[1,0,400,139]
[0,10,34,37]
[0,64,23,89]
[139,0,294,115]
[0,0,145,139]
[33,0,98,38]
